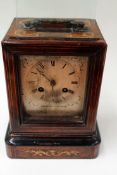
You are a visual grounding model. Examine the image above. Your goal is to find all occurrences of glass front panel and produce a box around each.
[19,56,88,119]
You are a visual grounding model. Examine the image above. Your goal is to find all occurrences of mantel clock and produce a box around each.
[2,18,107,158]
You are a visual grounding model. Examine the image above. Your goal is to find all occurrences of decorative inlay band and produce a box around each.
[25,149,80,157]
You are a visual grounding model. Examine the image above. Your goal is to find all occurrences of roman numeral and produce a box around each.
[24,58,28,63]
[68,89,74,94]
[31,72,37,75]
[80,63,84,71]
[32,89,37,93]
[22,58,28,68]
[69,71,75,75]
[62,96,66,100]
[51,60,55,66]
[62,63,67,69]
[40,95,44,100]
[71,81,78,84]
[28,81,35,84]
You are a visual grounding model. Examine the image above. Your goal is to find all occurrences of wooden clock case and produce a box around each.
[2,18,107,158]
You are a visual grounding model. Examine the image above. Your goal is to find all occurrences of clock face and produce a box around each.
[19,56,88,118]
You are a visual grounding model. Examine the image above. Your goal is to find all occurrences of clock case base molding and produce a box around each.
[5,123,101,159]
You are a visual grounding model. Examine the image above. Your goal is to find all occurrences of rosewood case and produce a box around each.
[2,18,107,158]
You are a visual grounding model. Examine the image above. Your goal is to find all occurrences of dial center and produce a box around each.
[50,79,56,87]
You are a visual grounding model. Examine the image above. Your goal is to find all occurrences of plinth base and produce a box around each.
[5,124,101,159]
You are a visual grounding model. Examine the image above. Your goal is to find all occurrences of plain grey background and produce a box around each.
[0,0,117,175]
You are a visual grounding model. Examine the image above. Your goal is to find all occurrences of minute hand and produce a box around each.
[41,73,51,82]
[37,69,51,82]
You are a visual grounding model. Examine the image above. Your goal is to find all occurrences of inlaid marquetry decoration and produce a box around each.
[25,149,80,157]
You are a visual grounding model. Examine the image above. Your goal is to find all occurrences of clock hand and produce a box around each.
[37,69,51,82]
[41,73,51,82]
